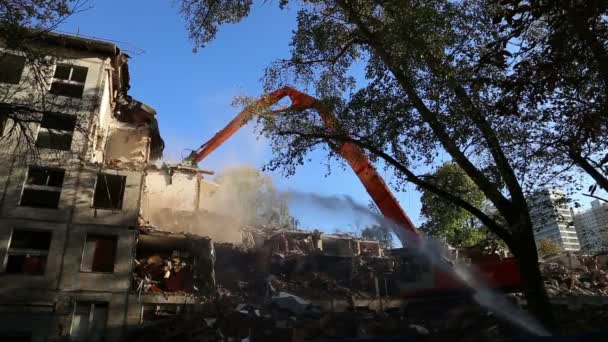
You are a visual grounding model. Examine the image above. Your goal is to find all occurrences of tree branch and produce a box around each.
[569,144,608,192]
[285,38,358,66]
[273,127,513,244]
[335,0,515,220]
[582,193,608,203]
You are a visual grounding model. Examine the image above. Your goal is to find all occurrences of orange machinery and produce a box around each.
[184,86,521,293]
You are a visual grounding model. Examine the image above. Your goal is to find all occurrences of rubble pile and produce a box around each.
[214,242,386,300]
[541,253,608,296]
[129,225,608,341]
[268,271,355,300]
[134,252,195,294]
[133,232,216,296]
[130,295,512,342]
[128,235,530,341]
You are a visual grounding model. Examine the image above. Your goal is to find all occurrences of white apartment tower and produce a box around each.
[573,200,608,254]
[528,189,580,251]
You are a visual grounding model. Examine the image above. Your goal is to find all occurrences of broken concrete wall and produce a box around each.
[141,167,243,243]
[104,122,151,166]
[142,208,243,244]
[142,169,200,212]
[197,179,221,211]
[321,236,357,257]
[358,240,382,257]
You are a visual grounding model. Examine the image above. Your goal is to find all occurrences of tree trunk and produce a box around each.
[511,225,557,333]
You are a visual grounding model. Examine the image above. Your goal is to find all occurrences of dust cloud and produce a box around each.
[141,164,285,244]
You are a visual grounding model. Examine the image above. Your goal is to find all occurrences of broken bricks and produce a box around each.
[541,253,608,297]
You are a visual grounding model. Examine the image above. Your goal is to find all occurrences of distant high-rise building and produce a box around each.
[528,189,580,251]
[573,200,608,254]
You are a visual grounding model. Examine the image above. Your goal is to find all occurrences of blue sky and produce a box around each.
[57,1,603,233]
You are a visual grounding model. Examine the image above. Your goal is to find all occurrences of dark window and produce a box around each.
[49,64,87,98]
[35,113,76,150]
[20,166,65,208]
[71,67,88,83]
[141,304,182,324]
[26,167,65,186]
[81,235,117,273]
[0,54,26,84]
[0,112,7,137]
[71,302,108,341]
[5,230,52,275]
[53,64,71,80]
[93,174,125,210]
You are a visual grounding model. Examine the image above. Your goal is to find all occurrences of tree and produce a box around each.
[0,1,84,34]
[420,162,487,248]
[210,165,297,230]
[360,224,393,249]
[176,0,605,328]
[484,1,608,200]
[536,240,562,259]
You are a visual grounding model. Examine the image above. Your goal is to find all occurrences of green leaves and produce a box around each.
[361,224,393,249]
[177,0,253,49]
[536,239,562,258]
[419,162,488,247]
[0,0,79,48]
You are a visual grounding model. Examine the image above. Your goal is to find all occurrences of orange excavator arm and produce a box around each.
[185,86,419,242]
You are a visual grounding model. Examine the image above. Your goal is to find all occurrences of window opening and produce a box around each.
[5,229,52,275]
[20,166,65,208]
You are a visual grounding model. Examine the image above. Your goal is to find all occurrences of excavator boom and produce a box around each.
[185,86,418,242]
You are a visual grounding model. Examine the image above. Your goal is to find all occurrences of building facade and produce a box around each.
[0,32,229,341]
[528,189,580,252]
[573,200,608,254]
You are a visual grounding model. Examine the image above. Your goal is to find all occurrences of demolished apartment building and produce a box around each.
[0,32,227,341]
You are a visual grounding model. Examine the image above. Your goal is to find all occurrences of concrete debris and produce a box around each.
[134,231,215,296]
[129,234,608,341]
[128,294,516,342]
[541,253,608,297]
[270,292,310,315]
[133,253,195,293]
[408,324,430,335]
[128,237,527,341]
